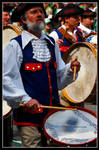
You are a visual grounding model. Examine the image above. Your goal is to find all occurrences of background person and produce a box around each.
[2,3,13,27]
[78,8,97,38]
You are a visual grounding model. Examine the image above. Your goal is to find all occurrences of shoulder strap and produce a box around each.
[76,27,85,41]
[58,27,75,44]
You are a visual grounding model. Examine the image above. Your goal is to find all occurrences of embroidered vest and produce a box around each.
[13,35,60,127]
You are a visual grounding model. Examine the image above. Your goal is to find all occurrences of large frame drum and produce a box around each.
[3,24,22,49]
[62,42,97,104]
[43,106,97,147]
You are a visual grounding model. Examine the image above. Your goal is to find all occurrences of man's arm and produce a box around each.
[3,40,32,108]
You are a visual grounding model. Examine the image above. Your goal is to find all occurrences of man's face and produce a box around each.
[65,15,81,28]
[25,7,45,32]
[82,17,94,28]
[3,11,10,26]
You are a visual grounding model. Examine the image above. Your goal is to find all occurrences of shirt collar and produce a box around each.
[21,30,54,49]
[79,23,91,33]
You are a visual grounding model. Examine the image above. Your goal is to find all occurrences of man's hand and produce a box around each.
[25,99,41,111]
[70,57,81,73]
[56,39,64,47]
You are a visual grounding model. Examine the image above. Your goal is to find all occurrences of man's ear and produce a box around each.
[21,15,26,24]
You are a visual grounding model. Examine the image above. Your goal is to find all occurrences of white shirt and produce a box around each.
[49,25,77,42]
[3,30,75,108]
[78,23,94,37]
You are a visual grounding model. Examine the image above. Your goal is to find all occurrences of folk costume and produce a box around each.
[3,3,75,147]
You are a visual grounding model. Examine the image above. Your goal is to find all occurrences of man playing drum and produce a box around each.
[3,3,81,147]
[50,3,85,107]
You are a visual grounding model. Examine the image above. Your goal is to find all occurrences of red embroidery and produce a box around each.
[64,9,74,14]
[22,107,43,114]
[84,12,92,16]
[60,46,69,52]
[13,121,41,127]
[54,62,57,69]
[25,63,42,72]
[45,63,53,106]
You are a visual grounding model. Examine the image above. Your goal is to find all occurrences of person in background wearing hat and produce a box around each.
[2,4,13,27]
[50,3,84,57]
[78,8,97,39]
[3,3,81,147]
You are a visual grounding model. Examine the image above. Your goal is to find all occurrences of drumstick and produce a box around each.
[73,66,77,81]
[19,104,77,111]
[73,56,78,81]
[62,26,69,40]
[40,105,77,110]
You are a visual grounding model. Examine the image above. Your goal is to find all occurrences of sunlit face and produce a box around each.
[3,11,10,26]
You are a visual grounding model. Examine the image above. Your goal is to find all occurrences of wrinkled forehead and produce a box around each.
[3,11,10,15]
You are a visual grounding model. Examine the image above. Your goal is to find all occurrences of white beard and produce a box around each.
[26,19,45,32]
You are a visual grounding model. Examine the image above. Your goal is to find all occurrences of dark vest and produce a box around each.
[13,35,60,127]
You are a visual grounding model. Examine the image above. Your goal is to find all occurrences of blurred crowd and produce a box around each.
[2,2,97,35]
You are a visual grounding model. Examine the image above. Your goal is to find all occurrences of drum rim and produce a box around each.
[63,42,97,60]
[3,107,12,118]
[3,24,22,35]
[43,106,97,146]
[3,100,12,118]
[62,42,97,103]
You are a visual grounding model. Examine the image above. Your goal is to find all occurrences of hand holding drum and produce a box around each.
[70,56,81,81]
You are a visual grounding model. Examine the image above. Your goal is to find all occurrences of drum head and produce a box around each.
[3,24,22,49]
[62,42,97,103]
[43,107,97,146]
[3,100,12,118]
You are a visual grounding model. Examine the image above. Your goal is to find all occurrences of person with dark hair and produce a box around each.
[2,4,13,27]
[78,9,97,38]
[50,3,84,57]
[3,3,81,147]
